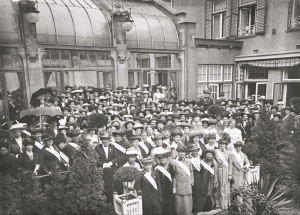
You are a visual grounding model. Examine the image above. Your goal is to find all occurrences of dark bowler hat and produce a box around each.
[204,149,215,156]
[141,157,153,165]
[55,133,66,144]
[153,134,164,140]
[171,129,183,137]
[188,144,200,152]
[23,138,35,147]
[177,146,188,153]
[234,141,243,147]
[218,139,229,145]
[128,135,141,141]
[41,134,55,141]
[112,131,123,136]
[100,132,111,140]
[31,128,43,135]
[124,120,135,128]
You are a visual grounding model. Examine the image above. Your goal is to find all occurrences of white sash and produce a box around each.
[113,142,126,154]
[68,142,80,150]
[190,157,201,172]
[35,141,44,150]
[163,139,170,147]
[155,166,172,182]
[201,160,214,175]
[144,172,158,190]
[146,137,156,147]
[232,150,244,168]
[175,160,191,176]
[59,151,69,164]
[45,147,61,161]
[216,150,228,167]
[139,141,149,155]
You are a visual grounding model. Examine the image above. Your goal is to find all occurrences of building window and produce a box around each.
[223,84,232,99]
[198,66,207,82]
[247,67,268,79]
[223,65,233,81]
[155,54,171,68]
[290,0,300,29]
[198,84,207,97]
[239,4,256,37]
[284,66,300,79]
[209,65,222,81]
[212,0,226,39]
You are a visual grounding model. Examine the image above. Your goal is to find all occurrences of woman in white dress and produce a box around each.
[153,87,164,103]
[224,120,242,151]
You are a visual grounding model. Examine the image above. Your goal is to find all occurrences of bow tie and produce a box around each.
[103,146,108,148]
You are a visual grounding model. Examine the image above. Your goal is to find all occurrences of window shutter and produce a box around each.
[224,0,232,38]
[288,0,293,29]
[255,0,267,34]
[230,0,239,37]
[205,0,213,39]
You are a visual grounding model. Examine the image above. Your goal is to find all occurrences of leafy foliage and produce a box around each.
[113,166,142,182]
[0,136,116,215]
[87,113,109,128]
[207,104,225,116]
[229,174,293,215]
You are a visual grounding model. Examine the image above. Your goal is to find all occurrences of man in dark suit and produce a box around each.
[95,133,118,204]
[136,157,162,215]
[240,113,253,141]
[197,89,214,111]
[282,106,295,136]
[58,94,69,109]
[8,124,26,158]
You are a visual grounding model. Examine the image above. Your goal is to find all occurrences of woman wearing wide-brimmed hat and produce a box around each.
[188,144,206,214]
[172,146,194,215]
[136,157,162,215]
[229,141,250,190]
[17,138,39,172]
[215,139,232,209]
[154,148,174,214]
[38,131,62,176]
[202,149,219,212]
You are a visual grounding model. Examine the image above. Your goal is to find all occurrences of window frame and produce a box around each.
[209,65,223,82]
[238,3,257,37]
[198,65,208,82]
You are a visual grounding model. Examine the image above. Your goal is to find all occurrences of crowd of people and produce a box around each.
[0,84,296,215]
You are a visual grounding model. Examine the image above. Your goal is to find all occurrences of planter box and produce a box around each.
[246,166,260,185]
[113,193,142,215]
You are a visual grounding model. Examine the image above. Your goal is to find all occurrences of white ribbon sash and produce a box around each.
[155,166,172,182]
[68,142,80,150]
[216,150,228,167]
[45,147,61,161]
[144,173,158,190]
[190,157,201,172]
[139,141,149,155]
[35,141,44,150]
[59,151,69,164]
[163,139,170,147]
[201,160,214,175]
[232,150,244,168]
[146,137,156,147]
[113,142,126,154]
[175,160,191,176]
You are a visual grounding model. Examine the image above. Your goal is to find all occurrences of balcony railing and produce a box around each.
[291,16,300,29]
[238,25,255,37]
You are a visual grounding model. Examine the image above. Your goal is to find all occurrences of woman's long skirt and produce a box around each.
[174,194,193,215]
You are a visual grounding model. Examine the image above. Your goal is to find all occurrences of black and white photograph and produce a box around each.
[0,0,299,214]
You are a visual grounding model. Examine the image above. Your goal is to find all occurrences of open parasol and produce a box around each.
[30,88,55,108]
[19,107,63,128]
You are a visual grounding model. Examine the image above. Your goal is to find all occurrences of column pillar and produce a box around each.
[18,1,43,108]
[179,20,197,99]
[149,54,156,85]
